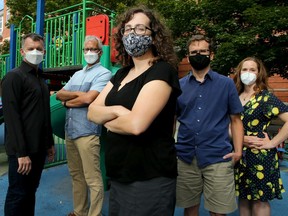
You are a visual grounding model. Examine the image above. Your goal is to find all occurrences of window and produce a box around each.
[6,9,10,24]
[0,16,3,34]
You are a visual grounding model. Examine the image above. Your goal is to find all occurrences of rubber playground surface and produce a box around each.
[0,161,288,216]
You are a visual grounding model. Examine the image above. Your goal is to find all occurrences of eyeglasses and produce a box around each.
[188,49,210,56]
[121,24,153,36]
[83,48,100,53]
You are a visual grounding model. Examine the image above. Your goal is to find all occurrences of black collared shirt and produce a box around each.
[1,61,54,157]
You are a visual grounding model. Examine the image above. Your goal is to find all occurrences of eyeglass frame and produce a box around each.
[188,49,210,56]
[82,48,101,53]
[121,24,154,36]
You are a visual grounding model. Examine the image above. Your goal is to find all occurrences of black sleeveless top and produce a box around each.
[105,61,181,183]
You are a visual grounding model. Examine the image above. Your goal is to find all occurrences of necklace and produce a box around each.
[241,92,254,101]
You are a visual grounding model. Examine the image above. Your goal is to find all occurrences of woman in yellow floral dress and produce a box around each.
[233,57,288,216]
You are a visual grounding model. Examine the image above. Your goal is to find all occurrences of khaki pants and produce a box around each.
[66,135,103,216]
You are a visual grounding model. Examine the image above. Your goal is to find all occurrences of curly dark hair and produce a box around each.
[233,57,269,95]
[114,5,179,69]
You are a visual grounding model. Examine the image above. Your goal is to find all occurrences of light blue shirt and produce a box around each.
[64,63,112,139]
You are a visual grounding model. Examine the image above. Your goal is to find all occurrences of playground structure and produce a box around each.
[1,0,119,84]
[0,0,119,189]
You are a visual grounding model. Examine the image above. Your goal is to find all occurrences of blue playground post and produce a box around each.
[8,24,16,71]
[36,0,45,36]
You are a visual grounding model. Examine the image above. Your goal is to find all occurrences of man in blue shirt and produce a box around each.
[56,35,112,216]
[175,34,244,216]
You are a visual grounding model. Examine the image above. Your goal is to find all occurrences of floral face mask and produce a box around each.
[122,33,153,57]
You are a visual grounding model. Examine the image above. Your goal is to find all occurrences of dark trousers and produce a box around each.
[109,177,176,216]
[4,153,46,216]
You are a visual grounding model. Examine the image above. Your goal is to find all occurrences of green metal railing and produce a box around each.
[0,54,10,79]
[45,135,67,168]
[0,0,116,79]
[0,1,116,169]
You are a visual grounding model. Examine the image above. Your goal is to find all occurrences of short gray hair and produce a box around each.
[21,33,44,48]
[84,35,103,51]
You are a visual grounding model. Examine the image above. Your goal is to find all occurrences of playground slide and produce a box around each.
[50,93,66,139]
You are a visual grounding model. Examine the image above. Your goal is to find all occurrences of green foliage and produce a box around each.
[161,0,288,78]
[5,0,288,78]
[6,0,83,27]
[0,39,10,54]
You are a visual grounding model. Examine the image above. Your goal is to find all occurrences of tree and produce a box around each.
[156,0,288,78]
[5,0,288,78]
[0,39,10,54]
[6,0,82,28]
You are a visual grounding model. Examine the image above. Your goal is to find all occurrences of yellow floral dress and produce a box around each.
[235,90,288,201]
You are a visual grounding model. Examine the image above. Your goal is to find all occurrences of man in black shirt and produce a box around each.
[1,33,55,216]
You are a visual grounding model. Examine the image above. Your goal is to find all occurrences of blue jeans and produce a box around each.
[4,153,46,216]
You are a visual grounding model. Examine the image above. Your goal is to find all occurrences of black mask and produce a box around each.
[189,54,210,70]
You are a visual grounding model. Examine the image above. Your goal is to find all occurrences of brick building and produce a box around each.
[0,0,10,43]
[178,57,288,103]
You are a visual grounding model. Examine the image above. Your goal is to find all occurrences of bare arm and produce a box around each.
[229,119,261,149]
[66,90,100,107]
[56,88,85,102]
[104,80,172,135]
[224,114,243,163]
[56,87,100,108]
[255,112,288,149]
[87,82,130,124]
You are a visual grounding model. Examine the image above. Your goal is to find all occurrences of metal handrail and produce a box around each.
[0,0,116,80]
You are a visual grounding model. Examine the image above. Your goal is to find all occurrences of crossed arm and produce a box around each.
[56,88,99,108]
[87,80,172,135]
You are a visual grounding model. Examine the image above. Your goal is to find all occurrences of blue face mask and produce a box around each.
[122,33,152,57]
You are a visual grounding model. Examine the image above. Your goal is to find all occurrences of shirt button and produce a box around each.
[197,119,200,122]
[198,107,202,110]
[199,95,202,98]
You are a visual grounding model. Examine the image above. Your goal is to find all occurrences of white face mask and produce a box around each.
[240,72,257,86]
[24,49,44,65]
[84,51,99,65]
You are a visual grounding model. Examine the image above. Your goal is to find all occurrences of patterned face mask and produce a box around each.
[122,33,153,57]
